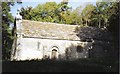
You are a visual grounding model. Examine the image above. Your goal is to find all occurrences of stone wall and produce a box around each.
[11,37,92,61]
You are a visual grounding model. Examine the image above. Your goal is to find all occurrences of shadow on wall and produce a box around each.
[65,43,91,60]
[65,44,77,60]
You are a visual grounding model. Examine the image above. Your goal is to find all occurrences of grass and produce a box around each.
[2,58,118,72]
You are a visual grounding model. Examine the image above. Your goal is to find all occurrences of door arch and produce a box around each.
[51,46,59,60]
[51,49,57,60]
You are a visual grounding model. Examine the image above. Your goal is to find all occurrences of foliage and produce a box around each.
[19,2,119,29]
[20,2,72,24]
[2,1,22,60]
[2,2,15,60]
[81,3,95,26]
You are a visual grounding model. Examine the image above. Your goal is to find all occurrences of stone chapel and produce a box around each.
[10,10,93,61]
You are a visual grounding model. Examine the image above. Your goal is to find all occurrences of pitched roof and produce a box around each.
[21,20,80,40]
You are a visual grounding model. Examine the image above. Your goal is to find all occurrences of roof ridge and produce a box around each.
[22,20,78,27]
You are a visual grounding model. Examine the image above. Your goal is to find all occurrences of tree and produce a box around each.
[20,1,71,24]
[20,6,33,20]
[54,1,71,24]
[107,2,119,46]
[2,2,14,60]
[91,2,114,28]
[81,3,95,26]
[2,2,22,60]
[68,6,82,25]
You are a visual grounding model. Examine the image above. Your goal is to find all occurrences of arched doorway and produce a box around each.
[51,49,57,60]
[51,46,59,60]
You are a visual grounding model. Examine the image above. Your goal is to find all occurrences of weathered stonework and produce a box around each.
[11,37,93,61]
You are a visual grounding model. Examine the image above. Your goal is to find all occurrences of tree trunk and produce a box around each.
[86,20,87,26]
[98,20,101,28]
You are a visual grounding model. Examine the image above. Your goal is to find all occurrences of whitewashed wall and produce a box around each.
[12,37,92,61]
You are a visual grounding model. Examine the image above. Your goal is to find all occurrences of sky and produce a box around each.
[10,0,97,18]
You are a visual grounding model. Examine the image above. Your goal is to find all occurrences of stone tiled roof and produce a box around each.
[21,20,80,40]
